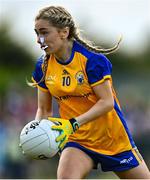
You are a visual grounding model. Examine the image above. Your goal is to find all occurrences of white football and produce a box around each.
[19,119,60,159]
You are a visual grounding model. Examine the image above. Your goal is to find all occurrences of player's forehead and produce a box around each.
[35,19,52,31]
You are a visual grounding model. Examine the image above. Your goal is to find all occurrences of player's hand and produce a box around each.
[48,117,79,150]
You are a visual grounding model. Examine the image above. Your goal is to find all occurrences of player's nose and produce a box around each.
[37,36,41,44]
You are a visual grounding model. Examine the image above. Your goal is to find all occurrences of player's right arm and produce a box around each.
[31,56,52,121]
[35,88,52,121]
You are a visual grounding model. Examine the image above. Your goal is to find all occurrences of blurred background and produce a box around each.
[0,0,150,179]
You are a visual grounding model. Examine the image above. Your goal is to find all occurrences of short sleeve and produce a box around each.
[86,54,112,87]
[32,56,48,91]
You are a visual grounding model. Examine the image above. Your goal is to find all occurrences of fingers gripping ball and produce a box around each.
[19,119,60,159]
[48,117,80,150]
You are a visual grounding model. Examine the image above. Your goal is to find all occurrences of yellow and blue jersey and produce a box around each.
[32,40,136,156]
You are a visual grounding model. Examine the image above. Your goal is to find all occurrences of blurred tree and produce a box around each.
[0,22,34,94]
[0,23,34,68]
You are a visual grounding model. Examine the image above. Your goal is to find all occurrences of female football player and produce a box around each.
[30,5,150,179]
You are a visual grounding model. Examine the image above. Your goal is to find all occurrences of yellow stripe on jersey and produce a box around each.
[37,85,49,92]
[132,148,143,164]
[32,77,49,92]
[91,75,111,87]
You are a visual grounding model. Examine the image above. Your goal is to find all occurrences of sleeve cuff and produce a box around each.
[32,77,49,92]
[90,75,111,87]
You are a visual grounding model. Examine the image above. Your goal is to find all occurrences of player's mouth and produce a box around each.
[39,36,48,50]
[41,45,48,50]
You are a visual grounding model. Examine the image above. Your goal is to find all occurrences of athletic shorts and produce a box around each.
[63,141,143,172]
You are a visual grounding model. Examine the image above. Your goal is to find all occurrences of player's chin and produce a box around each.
[45,48,55,54]
[42,47,50,54]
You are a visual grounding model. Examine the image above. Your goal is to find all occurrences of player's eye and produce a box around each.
[41,31,48,35]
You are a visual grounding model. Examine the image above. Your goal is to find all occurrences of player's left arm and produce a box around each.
[75,79,114,125]
[35,88,53,121]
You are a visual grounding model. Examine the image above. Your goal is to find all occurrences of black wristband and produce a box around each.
[69,118,80,132]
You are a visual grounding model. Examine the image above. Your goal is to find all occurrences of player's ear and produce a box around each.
[59,27,70,39]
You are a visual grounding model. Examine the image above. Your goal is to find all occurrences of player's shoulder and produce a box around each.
[34,54,49,72]
[74,40,111,65]
[73,40,94,59]
[85,51,112,73]
[35,55,44,66]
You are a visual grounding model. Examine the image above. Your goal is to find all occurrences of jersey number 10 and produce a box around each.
[62,76,71,86]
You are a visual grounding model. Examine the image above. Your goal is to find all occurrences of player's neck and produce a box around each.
[54,40,73,62]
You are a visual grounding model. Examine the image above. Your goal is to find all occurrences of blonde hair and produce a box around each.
[29,5,122,87]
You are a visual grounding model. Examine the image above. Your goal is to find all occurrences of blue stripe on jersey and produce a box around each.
[114,100,136,148]
[73,41,112,84]
[32,56,48,89]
